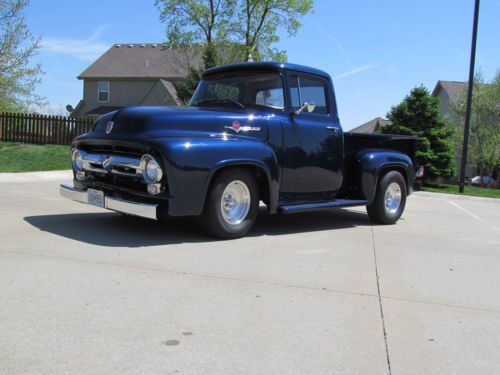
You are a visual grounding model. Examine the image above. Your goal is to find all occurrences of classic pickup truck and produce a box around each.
[60,62,420,238]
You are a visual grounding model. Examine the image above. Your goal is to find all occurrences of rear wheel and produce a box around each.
[367,170,407,224]
[200,168,259,239]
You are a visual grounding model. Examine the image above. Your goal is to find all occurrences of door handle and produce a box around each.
[326,126,339,133]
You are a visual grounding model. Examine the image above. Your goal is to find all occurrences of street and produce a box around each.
[1,179,499,374]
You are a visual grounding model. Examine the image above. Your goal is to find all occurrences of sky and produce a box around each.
[26,0,500,130]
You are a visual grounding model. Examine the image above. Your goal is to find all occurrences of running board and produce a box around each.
[278,199,369,214]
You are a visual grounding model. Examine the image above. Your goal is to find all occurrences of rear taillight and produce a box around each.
[415,166,425,178]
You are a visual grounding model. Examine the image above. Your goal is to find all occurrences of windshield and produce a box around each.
[189,71,285,110]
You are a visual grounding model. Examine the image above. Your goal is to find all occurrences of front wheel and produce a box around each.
[200,168,259,239]
[366,170,407,224]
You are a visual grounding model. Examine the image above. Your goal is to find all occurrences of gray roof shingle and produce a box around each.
[432,81,467,98]
[349,117,391,133]
[78,44,202,79]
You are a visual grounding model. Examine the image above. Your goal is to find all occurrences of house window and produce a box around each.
[98,81,110,102]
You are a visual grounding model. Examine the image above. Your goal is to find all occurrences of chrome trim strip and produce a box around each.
[60,184,158,220]
[105,196,157,220]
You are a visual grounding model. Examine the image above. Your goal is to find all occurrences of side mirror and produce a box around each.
[294,101,315,115]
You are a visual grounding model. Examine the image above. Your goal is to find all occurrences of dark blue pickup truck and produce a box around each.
[60,62,420,238]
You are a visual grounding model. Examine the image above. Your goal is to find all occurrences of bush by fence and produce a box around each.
[0,112,94,145]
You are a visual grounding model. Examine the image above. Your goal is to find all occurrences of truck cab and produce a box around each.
[61,62,418,238]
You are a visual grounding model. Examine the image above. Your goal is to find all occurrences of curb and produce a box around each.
[0,170,73,183]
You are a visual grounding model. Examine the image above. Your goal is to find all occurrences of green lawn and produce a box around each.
[423,183,500,199]
[0,142,71,172]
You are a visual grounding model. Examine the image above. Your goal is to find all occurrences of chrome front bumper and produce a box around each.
[60,184,158,220]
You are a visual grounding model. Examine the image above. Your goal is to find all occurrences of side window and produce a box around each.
[98,81,110,102]
[255,87,284,109]
[290,75,329,115]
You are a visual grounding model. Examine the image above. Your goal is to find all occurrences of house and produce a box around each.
[431,80,466,118]
[348,117,391,133]
[71,43,201,118]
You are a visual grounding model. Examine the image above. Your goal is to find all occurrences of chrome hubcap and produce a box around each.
[221,180,251,225]
[385,182,402,215]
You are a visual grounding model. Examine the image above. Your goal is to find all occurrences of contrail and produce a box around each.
[304,16,351,65]
[335,64,377,79]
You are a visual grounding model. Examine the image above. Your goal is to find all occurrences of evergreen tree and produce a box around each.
[381,86,456,180]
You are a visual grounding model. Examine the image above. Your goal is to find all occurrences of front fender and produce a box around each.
[148,137,279,216]
[352,149,414,203]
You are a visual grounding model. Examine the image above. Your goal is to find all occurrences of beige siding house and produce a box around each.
[72,43,201,118]
[431,80,466,118]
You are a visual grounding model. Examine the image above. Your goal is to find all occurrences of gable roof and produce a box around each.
[141,79,181,106]
[432,80,466,98]
[78,43,202,80]
[349,117,391,133]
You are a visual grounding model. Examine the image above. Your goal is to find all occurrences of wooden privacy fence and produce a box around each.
[0,112,94,145]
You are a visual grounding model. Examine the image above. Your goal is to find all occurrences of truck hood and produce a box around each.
[89,106,270,141]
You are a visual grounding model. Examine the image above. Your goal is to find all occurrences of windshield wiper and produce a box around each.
[194,98,245,109]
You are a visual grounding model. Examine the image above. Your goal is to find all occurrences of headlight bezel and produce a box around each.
[141,154,163,184]
[71,148,84,172]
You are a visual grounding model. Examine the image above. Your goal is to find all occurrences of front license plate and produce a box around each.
[88,188,105,208]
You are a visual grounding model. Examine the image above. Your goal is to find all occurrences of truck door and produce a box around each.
[280,73,343,202]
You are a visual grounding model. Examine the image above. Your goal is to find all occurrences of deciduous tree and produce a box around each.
[155,0,236,69]
[450,71,500,186]
[0,0,43,112]
[235,0,313,61]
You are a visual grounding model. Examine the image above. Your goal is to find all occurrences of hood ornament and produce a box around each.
[102,156,114,170]
[105,121,114,134]
[224,121,260,134]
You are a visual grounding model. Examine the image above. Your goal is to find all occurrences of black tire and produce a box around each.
[366,170,407,224]
[199,168,259,239]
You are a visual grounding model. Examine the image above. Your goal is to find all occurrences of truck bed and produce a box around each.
[344,132,419,164]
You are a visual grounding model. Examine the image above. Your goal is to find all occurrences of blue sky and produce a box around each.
[27,0,499,130]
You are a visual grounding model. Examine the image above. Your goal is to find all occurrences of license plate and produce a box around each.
[87,188,105,208]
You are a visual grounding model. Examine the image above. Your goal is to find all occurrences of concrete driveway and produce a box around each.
[1,178,499,374]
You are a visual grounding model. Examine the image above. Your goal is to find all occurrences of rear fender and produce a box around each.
[353,149,414,203]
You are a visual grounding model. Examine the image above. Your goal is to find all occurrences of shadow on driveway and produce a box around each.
[24,207,372,247]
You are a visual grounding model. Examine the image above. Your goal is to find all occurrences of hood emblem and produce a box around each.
[105,121,114,134]
[225,121,260,133]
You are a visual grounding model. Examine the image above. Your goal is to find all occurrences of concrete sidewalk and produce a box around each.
[0,180,499,374]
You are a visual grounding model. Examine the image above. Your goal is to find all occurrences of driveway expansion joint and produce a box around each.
[371,225,392,375]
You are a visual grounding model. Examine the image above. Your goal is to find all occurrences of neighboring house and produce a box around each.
[431,80,479,178]
[71,43,201,118]
[349,117,391,133]
[431,80,466,118]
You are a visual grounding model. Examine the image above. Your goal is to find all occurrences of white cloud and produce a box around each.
[334,64,377,79]
[41,24,111,61]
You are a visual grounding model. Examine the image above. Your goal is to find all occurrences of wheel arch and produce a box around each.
[204,160,279,214]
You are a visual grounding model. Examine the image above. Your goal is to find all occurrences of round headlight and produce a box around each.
[71,148,83,171]
[142,155,163,184]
